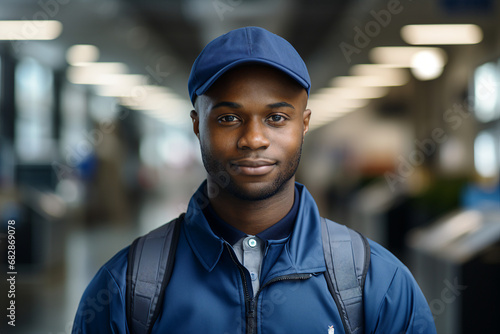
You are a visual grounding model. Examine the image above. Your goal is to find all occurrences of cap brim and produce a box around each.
[193,58,310,102]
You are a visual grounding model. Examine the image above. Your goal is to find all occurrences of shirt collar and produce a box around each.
[183,181,325,274]
[203,186,300,245]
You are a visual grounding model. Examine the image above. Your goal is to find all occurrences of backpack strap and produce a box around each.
[321,217,370,334]
[126,213,184,334]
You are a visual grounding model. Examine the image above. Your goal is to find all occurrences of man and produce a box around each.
[72,26,436,334]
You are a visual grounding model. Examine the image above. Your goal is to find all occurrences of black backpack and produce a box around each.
[126,214,370,334]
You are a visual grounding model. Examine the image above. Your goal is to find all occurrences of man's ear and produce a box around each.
[302,108,311,139]
[190,110,200,139]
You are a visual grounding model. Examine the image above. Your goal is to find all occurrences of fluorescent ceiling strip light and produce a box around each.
[349,65,410,86]
[66,44,100,65]
[95,75,149,96]
[350,64,407,76]
[331,75,408,87]
[102,74,146,86]
[0,20,62,40]
[66,62,129,85]
[120,92,177,108]
[369,47,447,67]
[126,94,186,112]
[401,24,483,45]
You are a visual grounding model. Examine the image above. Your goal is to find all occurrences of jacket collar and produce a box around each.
[183,181,225,272]
[183,181,326,274]
[203,186,300,245]
[287,183,326,273]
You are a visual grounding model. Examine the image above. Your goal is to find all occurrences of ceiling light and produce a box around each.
[410,50,446,80]
[102,74,146,86]
[131,96,191,126]
[474,62,500,123]
[331,75,408,87]
[401,24,483,45]
[474,131,499,179]
[369,46,447,67]
[96,85,138,97]
[119,86,177,107]
[124,93,183,111]
[307,97,366,127]
[0,20,62,40]
[350,65,410,85]
[94,75,149,96]
[66,62,129,85]
[66,45,100,65]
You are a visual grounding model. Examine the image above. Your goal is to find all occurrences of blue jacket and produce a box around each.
[72,182,436,334]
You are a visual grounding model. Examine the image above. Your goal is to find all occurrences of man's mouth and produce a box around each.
[230,159,277,176]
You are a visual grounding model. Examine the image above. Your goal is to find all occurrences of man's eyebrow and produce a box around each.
[211,101,242,110]
[268,102,295,110]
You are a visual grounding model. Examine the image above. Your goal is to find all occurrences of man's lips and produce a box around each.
[230,159,276,176]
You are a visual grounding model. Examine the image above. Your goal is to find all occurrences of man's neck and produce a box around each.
[208,180,295,236]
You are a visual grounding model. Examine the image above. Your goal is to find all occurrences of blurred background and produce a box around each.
[0,0,499,333]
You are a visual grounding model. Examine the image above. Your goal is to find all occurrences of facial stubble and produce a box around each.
[200,140,303,201]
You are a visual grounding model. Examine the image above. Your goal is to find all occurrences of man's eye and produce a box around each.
[268,115,286,122]
[219,115,238,123]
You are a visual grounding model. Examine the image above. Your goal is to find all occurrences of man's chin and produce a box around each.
[225,178,290,202]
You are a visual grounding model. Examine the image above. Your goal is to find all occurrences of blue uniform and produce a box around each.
[72,182,436,334]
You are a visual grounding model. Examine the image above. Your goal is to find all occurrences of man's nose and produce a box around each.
[237,120,270,150]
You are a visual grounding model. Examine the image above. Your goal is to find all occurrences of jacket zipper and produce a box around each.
[248,274,312,334]
[225,244,254,333]
[225,244,313,334]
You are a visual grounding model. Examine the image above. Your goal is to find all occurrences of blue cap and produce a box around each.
[188,26,311,105]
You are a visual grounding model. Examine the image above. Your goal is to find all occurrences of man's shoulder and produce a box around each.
[363,237,424,304]
[101,245,130,281]
[365,237,417,285]
[86,245,130,292]
[72,246,131,333]
[362,237,436,333]
[78,246,130,309]
[367,238,407,270]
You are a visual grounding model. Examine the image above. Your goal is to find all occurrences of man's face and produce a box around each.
[191,65,311,201]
